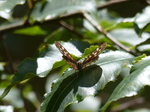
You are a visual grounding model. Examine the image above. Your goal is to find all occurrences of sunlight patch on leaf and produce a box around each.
[31,0,96,21]
[40,51,134,112]
[100,56,150,112]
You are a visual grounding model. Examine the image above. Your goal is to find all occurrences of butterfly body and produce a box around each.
[55,42,106,71]
[76,62,83,71]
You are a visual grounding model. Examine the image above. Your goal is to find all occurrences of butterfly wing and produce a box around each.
[55,42,78,70]
[82,43,106,67]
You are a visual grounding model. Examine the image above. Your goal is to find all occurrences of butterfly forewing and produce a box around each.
[55,42,78,70]
[82,43,106,67]
[55,42,106,70]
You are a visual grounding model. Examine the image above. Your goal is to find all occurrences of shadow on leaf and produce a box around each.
[41,65,102,112]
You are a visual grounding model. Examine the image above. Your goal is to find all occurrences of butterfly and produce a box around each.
[55,41,106,71]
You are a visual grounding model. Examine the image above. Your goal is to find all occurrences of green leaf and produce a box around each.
[100,56,150,112]
[142,22,150,33]
[0,0,25,19]
[133,54,146,63]
[14,26,47,36]
[31,0,96,21]
[40,51,134,112]
[105,21,134,31]
[134,23,142,37]
[41,65,102,112]
[0,83,17,99]
[134,7,150,37]
[0,42,81,98]
[52,60,66,70]
[136,22,150,37]
[82,45,99,58]
[109,29,148,46]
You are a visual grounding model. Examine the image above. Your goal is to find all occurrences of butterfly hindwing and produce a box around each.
[55,42,78,70]
[82,43,106,67]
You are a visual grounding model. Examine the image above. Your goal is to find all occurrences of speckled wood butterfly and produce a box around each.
[55,42,106,71]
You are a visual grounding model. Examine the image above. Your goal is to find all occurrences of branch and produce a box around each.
[59,21,86,39]
[24,0,37,25]
[0,11,83,33]
[0,0,132,33]
[97,0,130,10]
[83,12,137,56]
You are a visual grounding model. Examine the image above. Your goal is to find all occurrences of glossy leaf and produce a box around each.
[100,56,150,112]
[41,65,102,112]
[31,0,96,21]
[0,42,81,98]
[40,51,134,112]
[0,0,25,19]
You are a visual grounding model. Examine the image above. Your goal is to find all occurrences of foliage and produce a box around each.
[0,0,150,112]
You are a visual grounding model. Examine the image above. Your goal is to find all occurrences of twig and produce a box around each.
[97,0,130,10]
[24,0,37,25]
[83,12,137,56]
[59,21,86,39]
[0,0,139,56]
[97,0,149,10]
[0,11,83,33]
[0,0,132,33]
